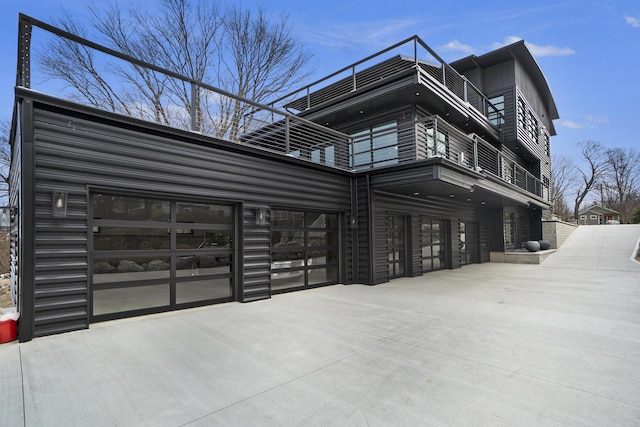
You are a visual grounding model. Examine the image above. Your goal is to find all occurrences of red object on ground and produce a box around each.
[0,319,17,343]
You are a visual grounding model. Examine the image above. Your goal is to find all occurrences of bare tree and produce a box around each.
[115,0,224,131]
[604,147,640,223]
[41,10,133,115]
[219,5,311,140]
[0,120,11,205]
[572,141,608,222]
[550,155,576,220]
[37,0,311,137]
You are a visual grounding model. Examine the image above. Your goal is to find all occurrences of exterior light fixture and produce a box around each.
[348,215,358,229]
[255,208,268,226]
[52,191,68,218]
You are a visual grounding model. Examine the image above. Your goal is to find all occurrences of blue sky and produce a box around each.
[1,0,639,160]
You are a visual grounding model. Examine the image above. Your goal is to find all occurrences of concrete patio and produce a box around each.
[2,224,640,426]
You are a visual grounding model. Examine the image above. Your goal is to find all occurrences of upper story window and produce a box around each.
[350,121,398,170]
[426,127,448,158]
[517,97,526,129]
[487,95,505,126]
[527,111,538,143]
[543,132,551,156]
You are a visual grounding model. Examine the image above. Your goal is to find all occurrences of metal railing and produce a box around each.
[269,36,504,125]
[348,115,546,199]
[16,14,351,166]
[15,15,542,199]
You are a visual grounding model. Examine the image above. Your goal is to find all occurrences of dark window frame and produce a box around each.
[89,190,236,322]
[270,209,341,293]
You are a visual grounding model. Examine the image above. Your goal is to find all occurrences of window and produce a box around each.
[421,218,446,272]
[426,127,448,158]
[271,210,340,291]
[579,215,586,220]
[504,213,518,250]
[590,215,598,220]
[544,132,551,156]
[350,121,398,169]
[91,193,234,320]
[501,158,514,184]
[487,95,505,125]
[517,97,526,129]
[527,111,538,143]
[311,144,335,167]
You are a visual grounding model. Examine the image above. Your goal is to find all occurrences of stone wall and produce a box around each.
[542,220,578,249]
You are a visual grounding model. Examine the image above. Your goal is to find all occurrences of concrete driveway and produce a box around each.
[2,225,640,426]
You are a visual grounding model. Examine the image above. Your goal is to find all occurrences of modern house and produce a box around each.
[577,203,621,225]
[8,15,558,341]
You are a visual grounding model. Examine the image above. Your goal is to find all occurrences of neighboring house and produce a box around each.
[9,16,558,341]
[577,204,621,225]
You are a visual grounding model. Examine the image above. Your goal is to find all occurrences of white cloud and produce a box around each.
[527,42,575,57]
[307,19,422,50]
[626,16,640,27]
[492,36,575,57]
[587,115,610,124]
[560,116,610,130]
[560,120,584,129]
[440,39,475,55]
[492,35,523,50]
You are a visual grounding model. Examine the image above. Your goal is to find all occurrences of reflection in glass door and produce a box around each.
[421,218,446,272]
[460,221,478,265]
[388,215,405,279]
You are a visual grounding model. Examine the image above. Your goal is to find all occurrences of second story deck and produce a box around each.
[14,15,546,203]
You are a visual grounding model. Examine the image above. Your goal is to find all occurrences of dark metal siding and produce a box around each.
[30,103,352,337]
[242,203,270,302]
[410,215,422,277]
[489,208,505,252]
[369,191,492,284]
[17,99,37,341]
[479,214,491,263]
[373,207,389,284]
[9,105,24,338]
[481,61,516,92]
[355,176,372,284]
[451,221,461,269]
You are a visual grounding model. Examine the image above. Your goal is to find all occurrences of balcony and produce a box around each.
[271,36,504,137]
[15,15,543,201]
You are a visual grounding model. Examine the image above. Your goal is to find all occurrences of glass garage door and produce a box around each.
[90,192,234,321]
[421,218,446,272]
[270,210,340,292]
[387,215,406,279]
